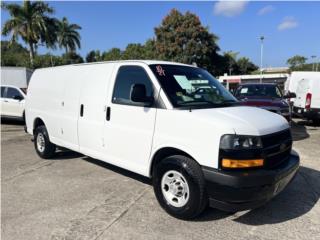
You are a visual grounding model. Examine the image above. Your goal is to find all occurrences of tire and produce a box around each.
[312,119,320,126]
[152,155,207,220]
[22,111,25,123]
[34,125,56,159]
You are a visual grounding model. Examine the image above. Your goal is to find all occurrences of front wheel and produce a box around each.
[152,155,207,219]
[34,125,56,159]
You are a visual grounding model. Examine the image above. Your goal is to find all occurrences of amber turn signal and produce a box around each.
[222,158,264,168]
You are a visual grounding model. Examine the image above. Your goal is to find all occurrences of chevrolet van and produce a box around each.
[25,61,299,219]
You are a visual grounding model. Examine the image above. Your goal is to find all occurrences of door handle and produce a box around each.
[4,100,8,102]
[80,104,84,117]
[106,107,111,121]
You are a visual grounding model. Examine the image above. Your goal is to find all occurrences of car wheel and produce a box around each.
[34,125,56,159]
[312,119,320,126]
[152,155,207,219]
[22,111,25,123]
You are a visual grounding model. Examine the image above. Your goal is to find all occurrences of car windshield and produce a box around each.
[149,64,237,108]
[236,85,283,99]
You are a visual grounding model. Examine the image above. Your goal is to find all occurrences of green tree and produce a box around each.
[287,55,307,69]
[1,40,29,66]
[223,51,239,75]
[61,52,84,64]
[122,43,145,60]
[143,39,156,59]
[56,17,81,54]
[33,53,64,68]
[102,48,122,61]
[237,57,258,75]
[1,1,57,66]
[154,9,220,73]
[86,50,102,62]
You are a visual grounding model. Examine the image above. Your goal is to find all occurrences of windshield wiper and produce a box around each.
[178,100,219,106]
[216,100,240,106]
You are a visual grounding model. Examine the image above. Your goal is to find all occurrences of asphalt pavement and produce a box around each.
[1,118,320,240]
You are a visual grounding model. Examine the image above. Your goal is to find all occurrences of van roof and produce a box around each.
[73,60,195,67]
[36,60,197,70]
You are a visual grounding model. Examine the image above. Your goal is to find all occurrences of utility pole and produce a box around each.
[260,36,264,83]
[311,55,316,71]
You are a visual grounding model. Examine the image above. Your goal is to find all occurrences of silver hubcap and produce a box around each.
[161,170,190,208]
[36,133,45,152]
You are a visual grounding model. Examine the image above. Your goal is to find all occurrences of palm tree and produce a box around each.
[57,17,81,54]
[1,1,57,67]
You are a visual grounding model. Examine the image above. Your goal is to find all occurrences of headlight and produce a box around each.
[219,135,262,150]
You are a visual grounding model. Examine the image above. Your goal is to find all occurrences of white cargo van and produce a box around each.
[293,74,320,124]
[26,61,299,219]
[285,71,317,94]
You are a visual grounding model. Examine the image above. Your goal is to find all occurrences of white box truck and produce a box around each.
[25,61,299,219]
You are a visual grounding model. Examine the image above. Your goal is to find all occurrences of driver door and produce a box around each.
[102,65,158,175]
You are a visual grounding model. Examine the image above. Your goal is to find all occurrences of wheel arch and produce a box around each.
[33,117,46,134]
[149,147,196,177]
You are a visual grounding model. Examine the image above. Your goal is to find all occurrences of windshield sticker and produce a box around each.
[156,65,165,76]
[240,88,248,93]
[174,75,193,90]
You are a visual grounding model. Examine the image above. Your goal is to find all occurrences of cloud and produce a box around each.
[214,1,248,17]
[278,17,298,31]
[257,5,274,15]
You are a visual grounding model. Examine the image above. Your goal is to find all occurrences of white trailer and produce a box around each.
[1,67,33,88]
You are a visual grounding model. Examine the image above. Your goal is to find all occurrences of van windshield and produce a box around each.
[149,64,237,109]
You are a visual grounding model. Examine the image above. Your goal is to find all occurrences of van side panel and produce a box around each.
[26,68,65,145]
[78,63,116,157]
[59,66,85,151]
[311,77,320,109]
[294,78,309,108]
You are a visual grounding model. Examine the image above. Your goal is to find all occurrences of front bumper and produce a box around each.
[202,151,300,212]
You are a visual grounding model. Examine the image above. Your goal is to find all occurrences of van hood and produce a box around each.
[192,106,289,136]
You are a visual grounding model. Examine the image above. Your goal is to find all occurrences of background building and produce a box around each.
[218,73,290,93]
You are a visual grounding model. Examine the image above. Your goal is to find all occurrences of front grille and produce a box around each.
[261,129,292,169]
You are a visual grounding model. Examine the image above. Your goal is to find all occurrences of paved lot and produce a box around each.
[1,118,320,240]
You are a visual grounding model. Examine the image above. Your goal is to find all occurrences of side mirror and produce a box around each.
[284,92,296,99]
[13,95,24,101]
[130,84,153,106]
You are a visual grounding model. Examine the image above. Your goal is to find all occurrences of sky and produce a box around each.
[1,1,320,67]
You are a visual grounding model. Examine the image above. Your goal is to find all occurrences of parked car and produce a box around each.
[234,83,295,122]
[0,85,26,121]
[293,75,320,124]
[25,61,299,219]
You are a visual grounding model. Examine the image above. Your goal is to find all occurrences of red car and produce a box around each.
[234,83,295,122]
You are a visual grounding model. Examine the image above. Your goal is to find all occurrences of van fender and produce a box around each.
[148,143,199,177]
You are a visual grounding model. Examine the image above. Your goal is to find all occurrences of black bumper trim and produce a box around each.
[293,107,320,120]
[202,151,300,212]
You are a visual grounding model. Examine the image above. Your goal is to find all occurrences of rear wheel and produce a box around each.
[312,119,320,126]
[22,111,25,123]
[34,125,56,159]
[152,155,207,219]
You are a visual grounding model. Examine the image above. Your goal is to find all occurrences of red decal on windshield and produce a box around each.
[156,65,165,76]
